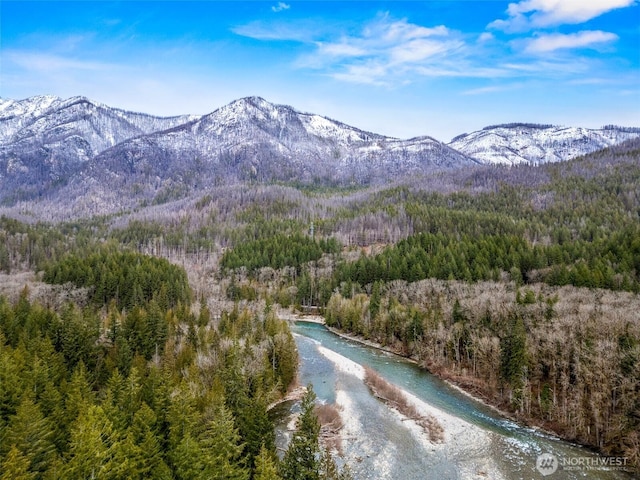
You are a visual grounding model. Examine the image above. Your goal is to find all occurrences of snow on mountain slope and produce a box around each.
[449,123,640,165]
[1,94,638,213]
[84,96,474,199]
[0,95,197,151]
[0,95,59,119]
[0,95,199,201]
[192,96,384,147]
[0,95,61,142]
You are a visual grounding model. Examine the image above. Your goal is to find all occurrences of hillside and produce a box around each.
[449,123,640,165]
[2,95,637,219]
[0,135,638,474]
[0,95,473,211]
[0,95,196,204]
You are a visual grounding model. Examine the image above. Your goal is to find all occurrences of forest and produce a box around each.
[324,281,640,464]
[0,249,349,479]
[0,139,638,475]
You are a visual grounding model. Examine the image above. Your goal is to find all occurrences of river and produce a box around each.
[275,321,635,480]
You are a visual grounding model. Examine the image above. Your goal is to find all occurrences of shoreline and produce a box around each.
[292,317,579,448]
[315,340,508,480]
[290,317,638,477]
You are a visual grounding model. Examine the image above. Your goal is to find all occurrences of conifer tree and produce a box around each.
[0,446,35,480]
[237,391,275,470]
[1,396,56,476]
[172,433,205,480]
[0,340,23,424]
[499,314,527,405]
[199,400,248,480]
[112,403,172,480]
[254,444,281,480]
[63,405,119,479]
[281,385,321,480]
[369,281,382,322]
[319,450,353,480]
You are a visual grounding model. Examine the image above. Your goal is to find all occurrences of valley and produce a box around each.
[0,95,638,478]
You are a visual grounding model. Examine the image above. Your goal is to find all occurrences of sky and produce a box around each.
[1,1,639,141]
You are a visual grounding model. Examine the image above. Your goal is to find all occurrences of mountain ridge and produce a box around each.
[448,123,640,166]
[0,94,638,213]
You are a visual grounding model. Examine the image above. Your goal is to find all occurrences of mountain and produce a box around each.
[449,123,640,166]
[0,95,476,210]
[0,95,197,202]
[81,96,474,193]
[1,95,638,215]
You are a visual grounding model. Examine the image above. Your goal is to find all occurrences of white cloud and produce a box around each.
[523,30,618,53]
[232,21,313,42]
[316,41,367,59]
[490,0,636,31]
[314,14,452,61]
[390,38,461,63]
[5,51,115,72]
[462,84,518,95]
[364,16,449,43]
[331,62,391,85]
[332,17,461,82]
[413,64,487,78]
[233,12,630,87]
[236,13,465,85]
[478,32,495,43]
[568,77,610,85]
[271,2,290,13]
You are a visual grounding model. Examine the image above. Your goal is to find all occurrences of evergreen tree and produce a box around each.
[197,297,211,327]
[63,405,119,479]
[0,446,35,480]
[369,281,382,321]
[111,403,172,480]
[199,401,248,480]
[499,314,527,405]
[319,450,352,480]
[237,392,275,470]
[0,339,23,423]
[281,385,321,480]
[168,385,206,479]
[1,396,56,476]
[172,433,206,480]
[0,244,10,274]
[254,444,281,480]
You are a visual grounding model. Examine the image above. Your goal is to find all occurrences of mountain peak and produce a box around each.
[202,96,293,131]
[0,94,61,120]
[223,96,280,114]
[449,124,640,165]
[61,95,98,107]
[1,94,638,215]
[234,95,271,106]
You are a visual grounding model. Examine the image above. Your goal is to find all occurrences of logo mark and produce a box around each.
[536,453,559,476]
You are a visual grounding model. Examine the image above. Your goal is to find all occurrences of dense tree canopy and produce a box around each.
[0,285,304,478]
[221,233,340,274]
[43,249,191,310]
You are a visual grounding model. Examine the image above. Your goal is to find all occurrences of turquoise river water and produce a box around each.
[274,321,636,480]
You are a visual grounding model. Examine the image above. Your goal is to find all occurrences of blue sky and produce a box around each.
[1,1,639,141]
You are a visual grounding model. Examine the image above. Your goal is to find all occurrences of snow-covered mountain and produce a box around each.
[0,95,197,152]
[84,96,473,195]
[0,95,638,212]
[449,123,640,166]
[0,95,197,201]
